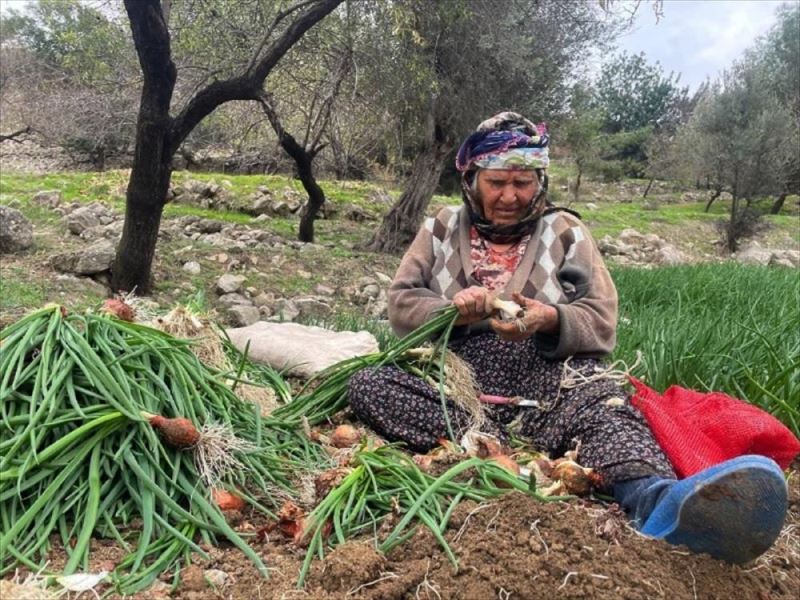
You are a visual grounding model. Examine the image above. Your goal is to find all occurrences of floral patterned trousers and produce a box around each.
[348,332,675,486]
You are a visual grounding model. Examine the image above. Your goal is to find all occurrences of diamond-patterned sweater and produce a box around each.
[388,205,618,359]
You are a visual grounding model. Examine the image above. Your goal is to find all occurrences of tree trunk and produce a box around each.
[642,177,654,198]
[295,153,326,242]
[704,187,721,212]
[113,159,171,293]
[259,95,326,243]
[113,0,176,293]
[573,167,583,202]
[367,111,453,255]
[366,140,451,254]
[770,192,787,215]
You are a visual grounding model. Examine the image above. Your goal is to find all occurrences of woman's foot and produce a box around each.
[615,455,788,563]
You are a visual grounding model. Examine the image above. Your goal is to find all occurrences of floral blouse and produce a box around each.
[469,226,530,293]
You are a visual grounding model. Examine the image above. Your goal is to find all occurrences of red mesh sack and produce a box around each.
[629,377,800,478]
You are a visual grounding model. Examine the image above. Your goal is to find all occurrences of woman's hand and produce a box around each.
[452,286,496,325]
[490,292,559,341]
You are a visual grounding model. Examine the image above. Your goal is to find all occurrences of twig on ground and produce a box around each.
[415,560,441,600]
[453,503,495,545]
[558,572,578,590]
[346,572,399,596]
[529,518,549,555]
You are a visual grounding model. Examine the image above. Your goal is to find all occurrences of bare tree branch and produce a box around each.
[169,0,343,155]
[0,126,31,143]
[246,0,320,73]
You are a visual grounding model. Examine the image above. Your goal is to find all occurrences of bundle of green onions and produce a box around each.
[0,306,325,594]
[273,305,462,426]
[294,443,567,586]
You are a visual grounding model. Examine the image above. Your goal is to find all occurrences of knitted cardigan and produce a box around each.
[388,205,618,359]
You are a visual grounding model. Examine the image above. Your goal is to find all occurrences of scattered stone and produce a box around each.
[169,179,233,210]
[585,203,599,211]
[735,243,799,268]
[74,239,116,274]
[272,298,300,322]
[362,284,381,300]
[203,569,229,589]
[55,274,109,296]
[598,229,686,267]
[197,219,224,234]
[313,284,335,296]
[66,206,103,235]
[182,261,201,275]
[294,297,333,319]
[217,293,251,307]
[374,272,392,285]
[64,203,118,236]
[216,274,245,294]
[0,205,34,253]
[227,304,260,327]
[734,242,772,266]
[32,190,62,207]
[253,292,274,308]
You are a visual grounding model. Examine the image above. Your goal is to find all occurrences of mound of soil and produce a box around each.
[117,463,799,600]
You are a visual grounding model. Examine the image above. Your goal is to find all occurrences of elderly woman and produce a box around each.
[348,112,787,563]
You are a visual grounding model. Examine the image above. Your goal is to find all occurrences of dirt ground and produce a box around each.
[10,460,794,600]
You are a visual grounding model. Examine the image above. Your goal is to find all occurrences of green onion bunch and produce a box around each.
[273,306,461,425]
[297,443,566,586]
[0,306,325,594]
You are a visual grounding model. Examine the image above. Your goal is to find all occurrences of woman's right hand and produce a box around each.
[452,286,495,325]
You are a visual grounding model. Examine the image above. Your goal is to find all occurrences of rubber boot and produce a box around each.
[613,455,788,563]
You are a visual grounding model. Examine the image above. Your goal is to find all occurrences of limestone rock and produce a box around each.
[216,274,245,295]
[66,205,103,235]
[32,190,62,207]
[183,261,202,275]
[218,293,252,308]
[227,305,260,327]
[74,240,116,274]
[295,297,333,319]
[735,243,772,266]
[272,298,299,322]
[0,205,34,253]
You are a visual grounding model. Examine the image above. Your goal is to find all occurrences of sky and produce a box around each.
[0,0,789,93]
[614,0,789,91]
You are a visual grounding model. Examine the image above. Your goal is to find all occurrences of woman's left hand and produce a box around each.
[489,292,559,341]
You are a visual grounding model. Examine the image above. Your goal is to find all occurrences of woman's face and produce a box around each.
[475,169,539,226]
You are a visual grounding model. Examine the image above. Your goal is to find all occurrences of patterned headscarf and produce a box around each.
[456,112,551,243]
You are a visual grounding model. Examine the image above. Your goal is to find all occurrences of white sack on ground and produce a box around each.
[226,321,379,378]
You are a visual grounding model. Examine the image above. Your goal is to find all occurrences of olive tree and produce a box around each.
[367,0,619,254]
[114,0,342,293]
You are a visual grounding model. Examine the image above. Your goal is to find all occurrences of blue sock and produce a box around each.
[613,475,674,527]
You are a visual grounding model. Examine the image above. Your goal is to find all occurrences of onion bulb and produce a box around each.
[148,415,201,448]
[211,488,245,511]
[330,424,360,448]
[101,299,136,322]
[552,460,601,496]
